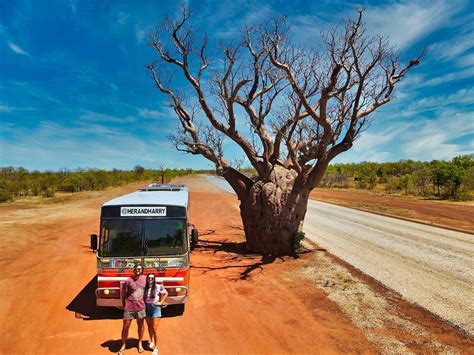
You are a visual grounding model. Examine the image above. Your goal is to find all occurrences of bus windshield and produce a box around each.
[99,218,187,257]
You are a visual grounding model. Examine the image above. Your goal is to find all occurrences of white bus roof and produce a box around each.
[103,184,189,208]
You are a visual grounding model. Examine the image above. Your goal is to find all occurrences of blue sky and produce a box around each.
[0,0,473,171]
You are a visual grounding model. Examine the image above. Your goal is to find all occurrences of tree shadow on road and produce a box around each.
[192,238,270,279]
[197,229,217,236]
[193,237,314,280]
[195,238,249,255]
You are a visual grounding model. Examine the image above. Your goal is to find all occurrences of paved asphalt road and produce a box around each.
[202,175,474,335]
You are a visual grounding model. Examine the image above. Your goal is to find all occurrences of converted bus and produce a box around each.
[90,183,198,313]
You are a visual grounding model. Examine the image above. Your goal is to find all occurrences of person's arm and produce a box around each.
[158,285,168,305]
[121,280,128,308]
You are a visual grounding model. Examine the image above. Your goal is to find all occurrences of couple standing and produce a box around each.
[118,263,168,355]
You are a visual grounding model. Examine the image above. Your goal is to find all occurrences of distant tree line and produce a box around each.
[2,156,472,203]
[319,155,474,200]
[0,166,214,203]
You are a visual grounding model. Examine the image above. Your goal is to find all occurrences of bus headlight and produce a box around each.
[168,287,187,296]
[98,288,118,298]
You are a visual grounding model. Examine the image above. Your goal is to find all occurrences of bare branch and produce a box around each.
[148,7,422,191]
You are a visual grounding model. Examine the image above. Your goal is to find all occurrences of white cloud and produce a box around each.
[423,66,474,87]
[135,28,146,43]
[394,66,474,92]
[68,0,77,14]
[289,15,327,48]
[8,42,29,55]
[135,24,154,44]
[457,53,474,68]
[356,123,411,149]
[0,120,205,170]
[196,1,276,39]
[364,0,463,49]
[137,107,175,119]
[0,103,35,112]
[80,110,136,123]
[332,122,410,163]
[333,105,473,163]
[117,12,129,26]
[430,33,474,62]
[402,110,474,160]
[402,87,474,116]
[7,80,63,105]
[0,104,14,112]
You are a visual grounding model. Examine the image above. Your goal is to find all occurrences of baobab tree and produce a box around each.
[147,7,422,255]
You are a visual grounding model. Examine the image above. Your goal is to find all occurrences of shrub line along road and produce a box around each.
[202,175,474,336]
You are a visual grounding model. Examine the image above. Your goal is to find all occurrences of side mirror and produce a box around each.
[90,234,98,251]
[190,228,199,250]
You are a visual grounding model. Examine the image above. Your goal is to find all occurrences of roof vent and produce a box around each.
[139,183,185,192]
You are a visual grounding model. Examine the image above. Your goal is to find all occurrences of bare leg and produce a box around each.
[120,319,132,352]
[137,318,145,351]
[153,318,161,348]
[145,317,154,348]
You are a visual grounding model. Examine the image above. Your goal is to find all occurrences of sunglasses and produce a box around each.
[147,277,155,280]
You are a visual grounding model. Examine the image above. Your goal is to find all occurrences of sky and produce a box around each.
[0,0,473,171]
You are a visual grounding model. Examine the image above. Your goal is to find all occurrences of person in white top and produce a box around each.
[144,273,168,355]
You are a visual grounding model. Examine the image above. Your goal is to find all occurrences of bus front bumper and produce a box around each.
[96,275,188,308]
[96,295,188,308]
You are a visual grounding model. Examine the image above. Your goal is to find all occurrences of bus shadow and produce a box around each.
[66,276,122,320]
[66,276,185,320]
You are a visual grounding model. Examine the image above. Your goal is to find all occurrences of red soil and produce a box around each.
[311,188,474,233]
[0,177,471,354]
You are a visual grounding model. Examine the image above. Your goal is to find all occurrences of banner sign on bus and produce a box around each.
[120,206,167,217]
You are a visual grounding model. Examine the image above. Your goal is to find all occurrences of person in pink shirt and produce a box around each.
[118,263,147,355]
[144,273,168,355]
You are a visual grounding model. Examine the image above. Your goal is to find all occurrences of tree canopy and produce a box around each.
[147,5,423,255]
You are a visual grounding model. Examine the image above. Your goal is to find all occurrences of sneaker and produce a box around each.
[148,342,155,350]
[152,349,159,355]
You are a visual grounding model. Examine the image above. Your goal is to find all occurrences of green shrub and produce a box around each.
[292,231,305,253]
[385,176,401,193]
[42,187,55,198]
[0,189,12,202]
[356,179,367,189]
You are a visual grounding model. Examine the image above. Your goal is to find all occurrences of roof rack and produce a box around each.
[139,183,185,192]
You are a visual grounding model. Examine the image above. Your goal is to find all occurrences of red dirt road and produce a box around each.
[1,176,473,354]
[311,188,474,233]
[0,178,375,354]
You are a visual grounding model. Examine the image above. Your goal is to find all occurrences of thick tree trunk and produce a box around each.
[239,167,310,256]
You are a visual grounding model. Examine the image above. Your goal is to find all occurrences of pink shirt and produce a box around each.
[123,275,146,312]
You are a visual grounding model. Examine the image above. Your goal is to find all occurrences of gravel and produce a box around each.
[203,175,474,336]
[303,200,474,336]
[301,252,458,354]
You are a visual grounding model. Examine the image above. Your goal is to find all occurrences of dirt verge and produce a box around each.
[0,176,472,354]
[310,188,474,233]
